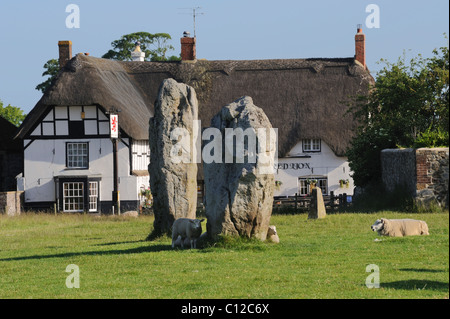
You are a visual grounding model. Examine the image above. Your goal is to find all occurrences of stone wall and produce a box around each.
[381,148,449,209]
[415,148,449,208]
[0,191,24,216]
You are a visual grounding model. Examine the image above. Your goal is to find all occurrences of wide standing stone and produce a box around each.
[148,78,198,237]
[308,187,326,219]
[203,96,276,241]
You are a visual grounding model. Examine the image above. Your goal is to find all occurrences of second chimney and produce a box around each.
[180,31,196,61]
[355,25,366,69]
[58,40,72,69]
[131,42,145,61]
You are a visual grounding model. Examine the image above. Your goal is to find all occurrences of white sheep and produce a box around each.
[171,218,205,249]
[266,225,280,243]
[122,211,138,217]
[371,218,429,237]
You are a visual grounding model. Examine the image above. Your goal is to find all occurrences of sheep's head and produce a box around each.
[190,219,204,235]
[267,225,277,236]
[371,219,384,232]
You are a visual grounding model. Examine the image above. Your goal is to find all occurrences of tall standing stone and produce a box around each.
[148,78,198,237]
[203,96,276,241]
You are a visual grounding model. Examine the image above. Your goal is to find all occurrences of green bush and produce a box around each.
[413,128,449,148]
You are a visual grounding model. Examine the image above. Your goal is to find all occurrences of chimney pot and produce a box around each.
[180,32,196,61]
[357,23,363,32]
[58,40,72,69]
[131,42,145,61]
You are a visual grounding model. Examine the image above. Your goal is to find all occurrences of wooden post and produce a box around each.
[295,193,298,213]
[109,109,121,216]
[330,191,334,212]
[112,138,120,215]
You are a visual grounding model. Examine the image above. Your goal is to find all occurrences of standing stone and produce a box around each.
[308,187,326,219]
[148,78,198,237]
[203,96,276,241]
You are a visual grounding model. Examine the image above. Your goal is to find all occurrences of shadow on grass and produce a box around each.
[0,243,174,262]
[93,240,147,247]
[0,234,269,262]
[382,280,449,292]
[399,268,447,273]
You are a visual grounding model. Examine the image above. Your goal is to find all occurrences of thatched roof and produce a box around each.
[16,54,153,140]
[17,53,374,156]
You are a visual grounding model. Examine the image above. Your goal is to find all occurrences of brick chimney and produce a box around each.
[355,25,366,68]
[180,31,196,61]
[58,40,72,69]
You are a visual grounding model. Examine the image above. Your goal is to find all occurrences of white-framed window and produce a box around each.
[299,180,308,195]
[303,139,321,152]
[67,142,89,169]
[299,177,328,196]
[317,178,328,195]
[63,182,84,212]
[89,182,98,212]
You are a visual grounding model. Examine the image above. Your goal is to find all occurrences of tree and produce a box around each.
[102,32,180,62]
[35,58,59,93]
[0,99,26,127]
[347,40,449,187]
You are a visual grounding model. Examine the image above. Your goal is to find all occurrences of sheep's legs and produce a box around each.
[172,234,179,249]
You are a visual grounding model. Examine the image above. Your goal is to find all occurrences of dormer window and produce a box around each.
[303,139,321,153]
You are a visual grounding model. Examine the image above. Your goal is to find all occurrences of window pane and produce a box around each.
[67,143,88,168]
[298,178,328,195]
[63,182,84,212]
[303,140,311,151]
[303,139,320,152]
[89,182,98,212]
[299,179,308,195]
[312,139,320,151]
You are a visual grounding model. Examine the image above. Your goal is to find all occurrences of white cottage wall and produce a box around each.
[274,140,353,197]
[23,138,136,204]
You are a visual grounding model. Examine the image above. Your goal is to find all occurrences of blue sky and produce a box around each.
[0,0,448,114]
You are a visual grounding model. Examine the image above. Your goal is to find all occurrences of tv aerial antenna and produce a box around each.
[178,7,205,37]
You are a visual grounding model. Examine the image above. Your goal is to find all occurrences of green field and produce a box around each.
[0,212,448,299]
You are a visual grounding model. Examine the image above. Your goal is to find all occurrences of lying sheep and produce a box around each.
[371,218,429,237]
[122,211,138,217]
[171,218,205,249]
[266,225,280,243]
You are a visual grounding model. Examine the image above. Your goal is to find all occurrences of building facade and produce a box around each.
[274,139,353,197]
[16,27,374,212]
[19,104,149,212]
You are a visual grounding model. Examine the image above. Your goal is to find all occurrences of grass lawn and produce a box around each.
[0,212,448,299]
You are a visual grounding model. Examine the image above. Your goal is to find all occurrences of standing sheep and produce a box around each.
[172,218,205,249]
[173,236,191,248]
